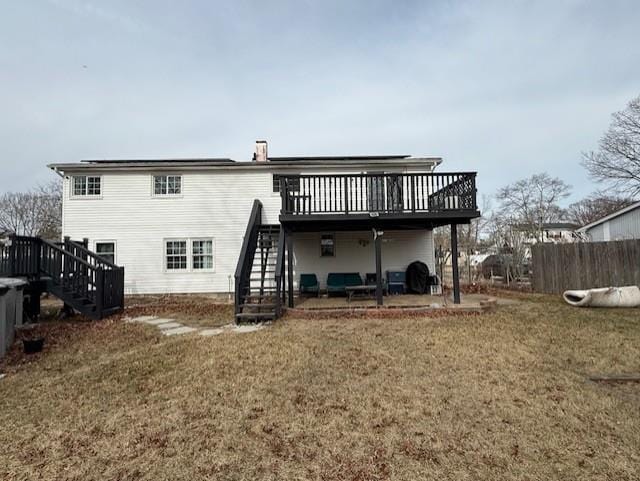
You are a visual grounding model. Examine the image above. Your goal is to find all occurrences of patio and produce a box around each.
[293,292,499,313]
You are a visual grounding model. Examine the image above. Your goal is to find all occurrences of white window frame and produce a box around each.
[94,240,117,265]
[152,174,183,197]
[191,238,215,272]
[163,237,215,273]
[164,239,188,272]
[71,175,102,198]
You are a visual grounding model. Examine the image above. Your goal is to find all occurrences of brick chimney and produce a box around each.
[254,140,268,162]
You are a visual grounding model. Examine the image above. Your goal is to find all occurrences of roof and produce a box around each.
[577,200,640,232]
[268,155,410,162]
[515,222,579,231]
[80,158,235,164]
[49,155,443,172]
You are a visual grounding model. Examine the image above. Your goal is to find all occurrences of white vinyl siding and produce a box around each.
[61,164,437,294]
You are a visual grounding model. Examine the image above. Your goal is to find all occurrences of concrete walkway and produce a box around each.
[125,315,267,337]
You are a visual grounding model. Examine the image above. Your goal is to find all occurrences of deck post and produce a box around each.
[451,223,461,304]
[374,229,383,306]
[286,231,294,308]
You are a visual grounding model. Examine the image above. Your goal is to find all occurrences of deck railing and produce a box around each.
[0,235,124,319]
[279,172,477,216]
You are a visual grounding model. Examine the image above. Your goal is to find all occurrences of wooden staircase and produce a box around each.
[234,201,286,323]
[0,235,125,320]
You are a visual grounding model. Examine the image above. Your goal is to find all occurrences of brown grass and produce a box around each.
[1,295,639,480]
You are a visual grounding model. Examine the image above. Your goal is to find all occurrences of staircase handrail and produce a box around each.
[234,200,263,314]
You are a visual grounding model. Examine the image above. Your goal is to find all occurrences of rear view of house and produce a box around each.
[49,141,480,321]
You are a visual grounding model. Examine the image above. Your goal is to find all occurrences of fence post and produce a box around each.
[95,267,104,318]
[9,235,17,276]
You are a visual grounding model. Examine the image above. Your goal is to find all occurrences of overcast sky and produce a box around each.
[1,0,639,204]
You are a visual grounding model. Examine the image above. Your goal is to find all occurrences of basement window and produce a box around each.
[320,234,335,257]
[72,176,101,196]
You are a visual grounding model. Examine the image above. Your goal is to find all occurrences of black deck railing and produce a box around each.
[279,172,477,216]
[0,235,124,319]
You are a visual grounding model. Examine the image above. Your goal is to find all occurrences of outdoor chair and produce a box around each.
[299,273,320,297]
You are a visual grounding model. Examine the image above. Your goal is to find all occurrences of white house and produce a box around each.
[49,141,480,321]
[577,201,640,241]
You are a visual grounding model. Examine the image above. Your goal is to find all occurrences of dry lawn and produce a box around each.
[1,295,639,480]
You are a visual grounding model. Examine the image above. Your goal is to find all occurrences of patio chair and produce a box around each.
[299,273,320,297]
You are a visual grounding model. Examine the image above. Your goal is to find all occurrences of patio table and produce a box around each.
[346,285,377,303]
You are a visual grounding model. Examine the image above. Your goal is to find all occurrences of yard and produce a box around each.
[0,294,639,480]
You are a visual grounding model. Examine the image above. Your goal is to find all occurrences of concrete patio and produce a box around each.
[293,293,501,313]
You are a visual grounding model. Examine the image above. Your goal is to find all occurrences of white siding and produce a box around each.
[586,206,640,241]
[291,230,434,289]
[61,165,437,295]
[63,170,279,294]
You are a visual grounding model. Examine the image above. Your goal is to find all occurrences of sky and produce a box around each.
[1,0,639,205]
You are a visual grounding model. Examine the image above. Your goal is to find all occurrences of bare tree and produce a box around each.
[495,173,571,243]
[582,95,640,197]
[567,193,635,226]
[0,180,62,239]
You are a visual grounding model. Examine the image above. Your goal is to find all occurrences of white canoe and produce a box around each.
[563,286,640,308]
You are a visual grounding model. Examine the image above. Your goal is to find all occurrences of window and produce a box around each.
[95,242,115,264]
[272,175,300,193]
[154,175,182,195]
[72,176,101,196]
[165,240,187,270]
[164,238,214,272]
[320,234,335,257]
[192,239,214,270]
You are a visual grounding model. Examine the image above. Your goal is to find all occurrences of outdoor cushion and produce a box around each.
[327,272,363,293]
[300,274,319,293]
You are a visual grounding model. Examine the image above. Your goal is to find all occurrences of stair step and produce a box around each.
[243,295,278,301]
[241,303,277,309]
[235,312,276,321]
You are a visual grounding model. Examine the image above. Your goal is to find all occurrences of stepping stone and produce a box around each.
[199,328,224,337]
[128,315,158,323]
[162,326,197,336]
[144,318,175,325]
[157,322,183,330]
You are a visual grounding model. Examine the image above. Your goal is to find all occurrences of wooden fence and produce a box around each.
[531,240,640,294]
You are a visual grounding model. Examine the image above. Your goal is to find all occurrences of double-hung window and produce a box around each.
[154,175,182,196]
[72,176,101,196]
[165,240,187,270]
[192,240,214,270]
[164,238,214,272]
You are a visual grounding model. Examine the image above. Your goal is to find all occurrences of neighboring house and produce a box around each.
[577,201,640,241]
[516,222,580,245]
[48,141,480,321]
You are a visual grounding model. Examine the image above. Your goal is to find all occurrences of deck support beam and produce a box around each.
[286,231,294,308]
[451,223,461,304]
[374,229,383,306]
